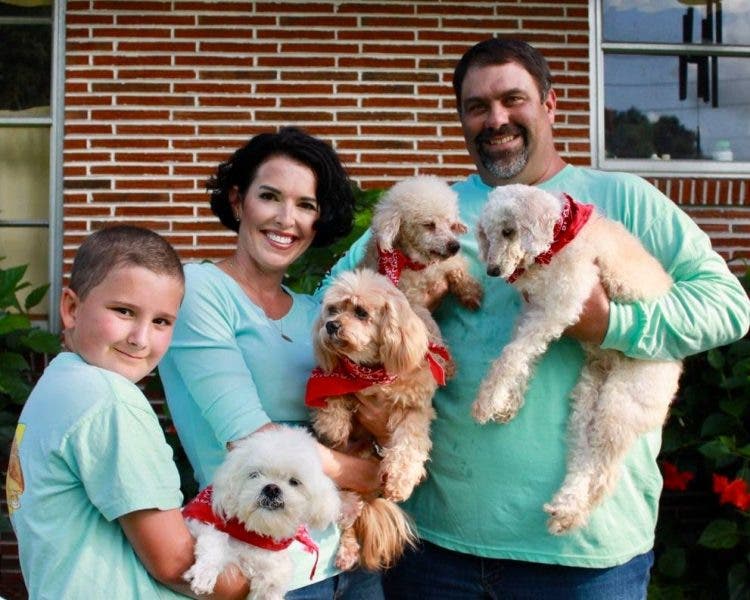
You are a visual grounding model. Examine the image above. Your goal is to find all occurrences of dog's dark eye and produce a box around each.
[326,305,339,316]
[289,477,300,487]
[354,306,369,320]
[423,221,436,231]
[501,227,516,238]
[248,471,260,479]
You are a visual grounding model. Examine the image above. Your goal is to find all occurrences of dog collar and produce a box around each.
[377,244,427,286]
[304,345,451,408]
[507,193,594,283]
[183,486,320,579]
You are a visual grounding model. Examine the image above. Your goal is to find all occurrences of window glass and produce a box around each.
[604,54,750,161]
[0,227,50,314]
[603,0,750,45]
[0,24,51,114]
[0,0,51,17]
[0,127,50,220]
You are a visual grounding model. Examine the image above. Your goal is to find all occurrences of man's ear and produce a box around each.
[543,88,557,124]
[59,287,80,330]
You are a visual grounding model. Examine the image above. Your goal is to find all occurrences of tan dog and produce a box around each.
[361,175,483,311]
[306,269,450,569]
[473,184,682,535]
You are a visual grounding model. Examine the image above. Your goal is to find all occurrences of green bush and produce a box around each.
[651,269,750,599]
[0,260,61,531]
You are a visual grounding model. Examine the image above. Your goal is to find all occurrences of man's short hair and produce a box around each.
[69,225,184,299]
[453,37,553,110]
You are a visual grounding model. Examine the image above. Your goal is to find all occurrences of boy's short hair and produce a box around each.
[69,225,184,300]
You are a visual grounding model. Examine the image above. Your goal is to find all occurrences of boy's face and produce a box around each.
[60,265,184,383]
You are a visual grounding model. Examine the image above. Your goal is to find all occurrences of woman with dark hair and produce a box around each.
[159,127,386,598]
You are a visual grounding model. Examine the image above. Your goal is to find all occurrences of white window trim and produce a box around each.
[589,0,750,177]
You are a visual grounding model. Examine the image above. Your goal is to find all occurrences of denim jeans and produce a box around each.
[286,568,384,600]
[382,540,653,600]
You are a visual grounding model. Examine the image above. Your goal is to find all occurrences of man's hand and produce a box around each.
[563,281,610,344]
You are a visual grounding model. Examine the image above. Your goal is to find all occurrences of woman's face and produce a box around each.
[231,154,320,276]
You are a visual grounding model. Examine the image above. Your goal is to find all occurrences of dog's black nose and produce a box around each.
[325,320,340,335]
[447,240,460,255]
[259,483,284,510]
[486,265,502,277]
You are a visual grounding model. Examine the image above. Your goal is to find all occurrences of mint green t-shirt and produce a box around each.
[159,262,342,589]
[323,165,750,567]
[10,352,185,599]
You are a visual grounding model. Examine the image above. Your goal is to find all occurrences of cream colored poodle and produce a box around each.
[305,269,450,569]
[472,184,682,534]
[360,175,483,311]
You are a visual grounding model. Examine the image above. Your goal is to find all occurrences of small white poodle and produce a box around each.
[473,184,682,534]
[182,426,341,599]
[360,175,483,311]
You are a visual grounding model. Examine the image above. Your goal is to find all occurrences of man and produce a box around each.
[325,38,750,598]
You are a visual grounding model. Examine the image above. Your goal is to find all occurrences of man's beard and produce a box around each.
[475,127,529,180]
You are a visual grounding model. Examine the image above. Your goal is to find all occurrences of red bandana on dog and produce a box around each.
[377,244,427,286]
[508,193,594,283]
[305,344,451,408]
[182,486,320,579]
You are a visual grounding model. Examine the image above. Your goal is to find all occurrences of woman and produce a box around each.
[159,127,385,598]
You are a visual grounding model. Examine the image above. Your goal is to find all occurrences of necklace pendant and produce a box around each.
[281,333,293,343]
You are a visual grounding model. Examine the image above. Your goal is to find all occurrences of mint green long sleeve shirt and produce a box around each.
[321,165,749,567]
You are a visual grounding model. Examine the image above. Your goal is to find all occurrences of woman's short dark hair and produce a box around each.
[207,126,355,248]
[452,38,552,111]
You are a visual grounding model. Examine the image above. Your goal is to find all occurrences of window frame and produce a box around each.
[590,0,750,177]
[0,1,65,330]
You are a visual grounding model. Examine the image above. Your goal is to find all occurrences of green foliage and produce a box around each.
[651,268,750,598]
[604,106,699,159]
[284,184,383,294]
[0,260,60,532]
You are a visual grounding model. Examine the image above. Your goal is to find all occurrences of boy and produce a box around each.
[7,226,247,599]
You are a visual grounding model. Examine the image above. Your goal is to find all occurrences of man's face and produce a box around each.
[459,62,557,186]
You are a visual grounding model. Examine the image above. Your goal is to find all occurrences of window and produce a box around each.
[592,0,750,175]
[0,0,64,327]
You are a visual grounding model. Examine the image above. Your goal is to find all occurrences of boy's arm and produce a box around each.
[119,508,249,599]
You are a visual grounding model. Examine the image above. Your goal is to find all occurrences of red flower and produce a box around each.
[712,474,750,511]
[661,461,694,491]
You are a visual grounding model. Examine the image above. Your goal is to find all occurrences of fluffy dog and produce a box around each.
[473,184,682,534]
[360,175,483,311]
[182,426,341,600]
[305,269,450,569]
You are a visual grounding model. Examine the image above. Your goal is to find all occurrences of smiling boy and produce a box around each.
[7,226,247,599]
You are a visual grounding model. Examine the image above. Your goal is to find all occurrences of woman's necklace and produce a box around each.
[220,257,294,343]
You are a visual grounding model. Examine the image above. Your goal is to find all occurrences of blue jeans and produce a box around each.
[382,540,653,600]
[286,568,384,600]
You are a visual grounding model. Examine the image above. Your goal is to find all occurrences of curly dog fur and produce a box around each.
[309,269,450,568]
[360,175,483,311]
[473,184,682,534]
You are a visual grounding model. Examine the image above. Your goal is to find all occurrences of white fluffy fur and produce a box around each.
[361,175,483,310]
[183,426,341,599]
[473,184,682,534]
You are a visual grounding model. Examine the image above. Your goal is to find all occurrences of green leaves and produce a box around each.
[698,519,739,549]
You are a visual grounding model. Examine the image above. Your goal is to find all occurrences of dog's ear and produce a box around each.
[379,290,428,375]
[518,189,560,257]
[475,221,489,262]
[371,200,402,252]
[304,474,343,530]
[451,221,468,235]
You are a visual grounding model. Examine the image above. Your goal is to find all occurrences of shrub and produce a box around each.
[651,269,750,599]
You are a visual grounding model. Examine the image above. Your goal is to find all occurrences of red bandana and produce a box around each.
[508,193,594,283]
[377,244,427,286]
[182,486,320,579]
[304,344,450,408]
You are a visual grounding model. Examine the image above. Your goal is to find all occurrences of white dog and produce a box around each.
[360,175,483,311]
[182,426,341,599]
[473,184,682,534]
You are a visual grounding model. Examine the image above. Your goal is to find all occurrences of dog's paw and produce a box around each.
[335,541,361,571]
[543,500,588,535]
[183,564,218,596]
[457,279,483,311]
[338,491,364,528]
[471,381,521,424]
